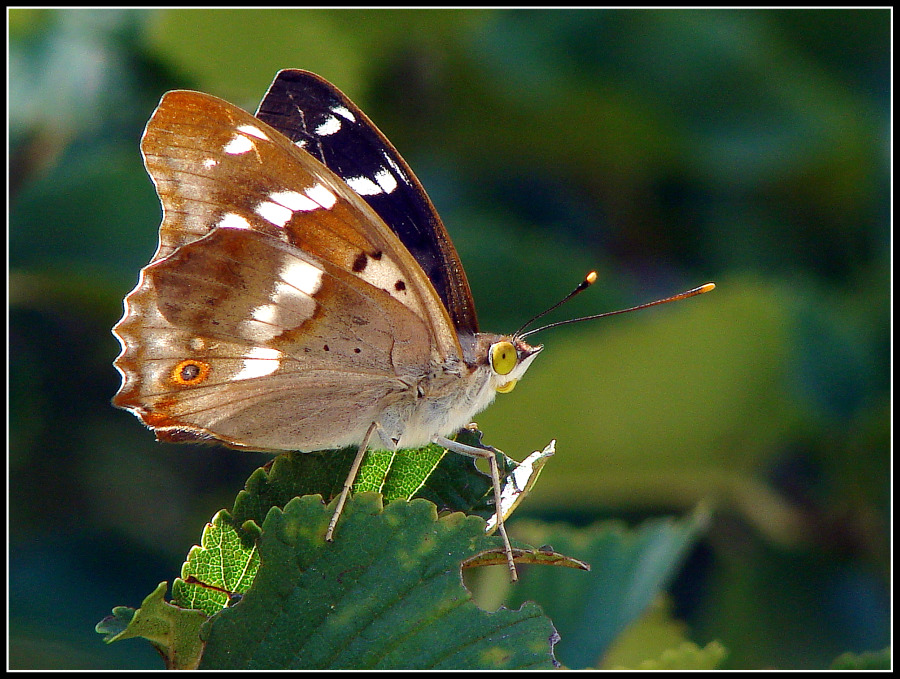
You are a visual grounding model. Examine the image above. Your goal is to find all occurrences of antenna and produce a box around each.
[517,277,715,341]
[514,271,599,337]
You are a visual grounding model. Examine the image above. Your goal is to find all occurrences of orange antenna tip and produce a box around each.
[586,271,598,285]
[699,282,716,293]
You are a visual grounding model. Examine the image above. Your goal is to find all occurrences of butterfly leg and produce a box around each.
[433,435,518,582]
[326,421,379,542]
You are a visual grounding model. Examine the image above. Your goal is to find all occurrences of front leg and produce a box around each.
[433,435,518,582]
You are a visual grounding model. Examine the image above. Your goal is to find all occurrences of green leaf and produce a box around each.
[609,640,728,670]
[198,493,558,669]
[357,444,445,498]
[463,545,589,573]
[598,594,728,669]
[599,594,692,667]
[96,434,563,666]
[95,582,207,670]
[830,647,890,670]
[174,441,469,615]
[229,429,512,532]
[177,436,552,618]
[411,428,508,518]
[505,505,710,668]
[170,510,261,617]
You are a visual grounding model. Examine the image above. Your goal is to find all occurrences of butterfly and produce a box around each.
[113,70,543,580]
[113,70,714,582]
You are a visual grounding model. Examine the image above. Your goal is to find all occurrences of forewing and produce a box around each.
[255,69,479,337]
[138,89,458,355]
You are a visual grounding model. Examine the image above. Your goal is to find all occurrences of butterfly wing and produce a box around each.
[255,69,479,338]
[113,90,463,451]
[116,226,433,451]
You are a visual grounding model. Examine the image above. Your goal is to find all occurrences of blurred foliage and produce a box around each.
[9,8,889,669]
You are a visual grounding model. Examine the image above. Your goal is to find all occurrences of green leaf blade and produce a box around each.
[171,510,260,617]
[95,582,207,670]
[199,494,557,669]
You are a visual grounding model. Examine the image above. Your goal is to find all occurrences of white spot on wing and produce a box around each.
[237,124,268,140]
[346,175,383,196]
[305,183,337,208]
[273,280,314,311]
[234,347,281,381]
[224,133,253,155]
[250,303,280,326]
[270,189,319,212]
[217,212,251,230]
[203,158,218,169]
[374,167,398,194]
[280,258,323,296]
[315,115,341,136]
[237,266,318,343]
[256,201,293,227]
[238,318,278,343]
[331,104,356,122]
[382,150,406,177]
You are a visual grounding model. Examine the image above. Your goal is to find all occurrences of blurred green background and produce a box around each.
[9,8,889,669]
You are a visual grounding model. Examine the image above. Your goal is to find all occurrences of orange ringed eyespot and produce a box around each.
[171,359,210,385]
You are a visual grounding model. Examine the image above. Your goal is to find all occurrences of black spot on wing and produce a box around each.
[352,252,367,272]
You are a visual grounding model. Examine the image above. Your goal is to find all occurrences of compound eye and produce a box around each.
[490,341,517,376]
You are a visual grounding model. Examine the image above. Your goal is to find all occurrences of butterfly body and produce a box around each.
[384,333,541,451]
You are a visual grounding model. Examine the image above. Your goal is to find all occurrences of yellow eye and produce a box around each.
[490,341,518,376]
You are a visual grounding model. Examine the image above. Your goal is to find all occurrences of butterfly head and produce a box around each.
[478,274,716,397]
[484,336,543,394]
